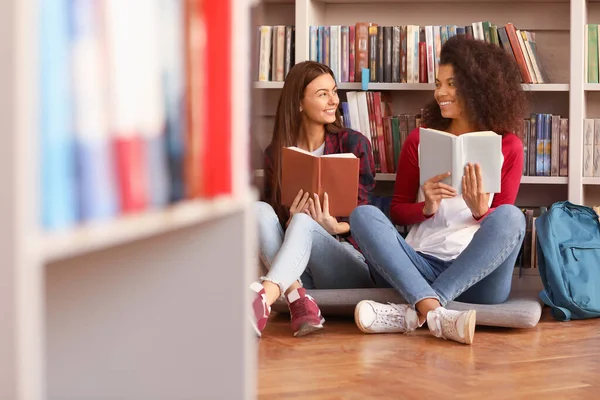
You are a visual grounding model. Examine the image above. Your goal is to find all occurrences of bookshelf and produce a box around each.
[1,0,256,399]
[252,0,600,211]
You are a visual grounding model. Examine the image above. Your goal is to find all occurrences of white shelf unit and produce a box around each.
[1,1,256,399]
[252,0,584,210]
[583,0,600,205]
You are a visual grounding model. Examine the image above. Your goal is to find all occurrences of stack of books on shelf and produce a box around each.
[339,91,423,173]
[523,114,569,177]
[582,119,600,177]
[310,22,548,84]
[40,0,232,232]
[257,25,296,82]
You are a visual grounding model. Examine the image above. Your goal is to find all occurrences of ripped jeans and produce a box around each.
[255,201,375,294]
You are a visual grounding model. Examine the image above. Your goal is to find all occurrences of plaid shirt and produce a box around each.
[262,129,375,250]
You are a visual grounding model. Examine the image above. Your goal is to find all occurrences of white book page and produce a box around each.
[461,135,503,193]
[322,153,357,158]
[419,128,455,187]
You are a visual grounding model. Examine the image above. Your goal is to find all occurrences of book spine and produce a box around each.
[392,26,400,83]
[368,25,378,81]
[400,25,407,83]
[559,118,569,177]
[550,115,560,177]
[383,26,392,83]
[348,25,355,82]
[355,23,369,81]
[40,0,77,230]
[341,26,349,82]
[309,26,318,61]
[584,118,594,177]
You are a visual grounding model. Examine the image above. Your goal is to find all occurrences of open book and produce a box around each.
[419,128,503,194]
[281,146,359,217]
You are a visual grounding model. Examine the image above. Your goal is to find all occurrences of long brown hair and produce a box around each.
[268,61,344,216]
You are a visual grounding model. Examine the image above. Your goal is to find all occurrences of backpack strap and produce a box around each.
[539,289,572,321]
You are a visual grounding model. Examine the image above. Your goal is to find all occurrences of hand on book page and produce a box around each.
[422,172,457,216]
[285,189,311,228]
[461,163,491,219]
[419,127,502,194]
[281,147,359,217]
[306,192,339,235]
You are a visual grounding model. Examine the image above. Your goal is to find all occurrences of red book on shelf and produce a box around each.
[202,0,232,196]
[114,136,148,213]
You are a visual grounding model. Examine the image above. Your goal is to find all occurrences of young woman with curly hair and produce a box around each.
[249,61,376,338]
[349,35,527,344]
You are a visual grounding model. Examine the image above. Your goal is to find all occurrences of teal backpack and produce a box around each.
[535,201,600,321]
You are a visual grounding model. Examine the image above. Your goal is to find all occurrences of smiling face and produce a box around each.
[300,73,339,125]
[434,64,465,120]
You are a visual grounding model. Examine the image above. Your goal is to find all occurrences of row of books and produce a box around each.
[308,22,548,85]
[516,206,548,270]
[523,114,569,177]
[586,24,600,84]
[340,94,421,173]
[583,118,600,177]
[257,25,296,82]
[339,90,424,173]
[41,0,231,232]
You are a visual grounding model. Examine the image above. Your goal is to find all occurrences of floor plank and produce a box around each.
[258,308,600,399]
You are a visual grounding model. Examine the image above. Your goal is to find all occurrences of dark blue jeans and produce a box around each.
[349,204,525,307]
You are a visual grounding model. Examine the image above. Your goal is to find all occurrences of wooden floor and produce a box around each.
[258,308,600,399]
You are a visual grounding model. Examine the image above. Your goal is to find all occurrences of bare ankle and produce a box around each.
[415,298,442,325]
[262,281,281,306]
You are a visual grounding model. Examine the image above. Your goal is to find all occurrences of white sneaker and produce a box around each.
[354,300,419,334]
[427,307,476,345]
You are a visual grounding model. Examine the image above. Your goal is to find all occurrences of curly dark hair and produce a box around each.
[422,35,528,137]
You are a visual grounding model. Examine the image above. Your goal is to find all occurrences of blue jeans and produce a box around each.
[255,201,375,293]
[349,204,525,307]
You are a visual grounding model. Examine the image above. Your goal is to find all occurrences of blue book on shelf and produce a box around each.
[536,113,544,176]
[161,0,186,202]
[76,140,118,221]
[71,0,118,221]
[146,136,171,208]
[309,26,318,61]
[317,26,324,63]
[40,0,77,230]
[543,113,552,176]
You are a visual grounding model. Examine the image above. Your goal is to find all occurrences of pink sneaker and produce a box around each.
[287,288,325,337]
[250,282,271,337]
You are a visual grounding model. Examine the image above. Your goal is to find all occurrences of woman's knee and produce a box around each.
[287,211,317,229]
[255,201,278,221]
[489,204,525,236]
[349,205,382,232]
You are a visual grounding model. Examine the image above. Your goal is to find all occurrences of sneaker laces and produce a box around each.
[374,303,408,328]
[290,298,312,319]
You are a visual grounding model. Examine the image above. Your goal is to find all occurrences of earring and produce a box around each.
[299,107,303,112]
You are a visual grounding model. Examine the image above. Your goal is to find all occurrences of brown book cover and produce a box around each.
[504,23,533,84]
[355,22,370,82]
[281,147,359,217]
